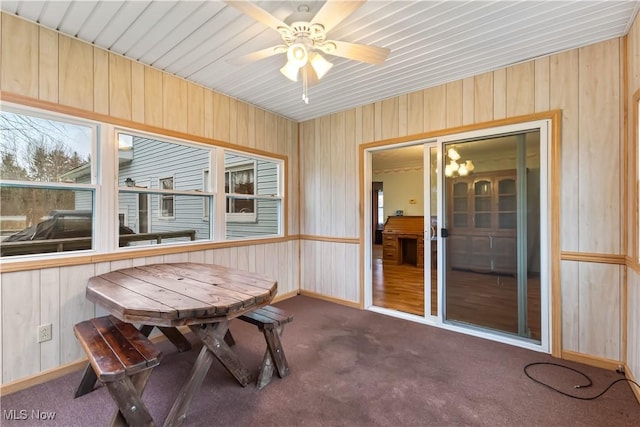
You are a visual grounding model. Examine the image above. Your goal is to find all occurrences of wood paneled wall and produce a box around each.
[299,37,627,364]
[625,12,640,398]
[0,13,299,385]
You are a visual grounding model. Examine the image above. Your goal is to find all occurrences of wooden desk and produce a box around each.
[86,262,277,427]
[382,216,425,267]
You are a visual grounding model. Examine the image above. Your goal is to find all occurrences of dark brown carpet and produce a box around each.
[2,296,639,426]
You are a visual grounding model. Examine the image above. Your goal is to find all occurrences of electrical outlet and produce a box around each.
[38,324,52,343]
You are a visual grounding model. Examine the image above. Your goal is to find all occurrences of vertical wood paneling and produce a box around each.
[300,121,314,233]
[361,103,375,143]
[235,101,249,146]
[109,53,132,120]
[551,50,580,251]
[474,72,493,123]
[59,264,94,365]
[407,90,424,134]
[534,57,550,112]
[345,109,358,236]
[228,98,238,144]
[59,35,94,111]
[578,39,620,253]
[213,92,230,142]
[187,82,204,137]
[131,62,145,123]
[162,74,188,133]
[254,108,266,151]
[493,68,506,119]
[40,268,60,371]
[578,263,621,359]
[203,90,214,139]
[381,97,399,140]
[331,112,346,236]
[506,62,535,117]
[144,66,163,127]
[398,94,408,136]
[374,101,383,141]
[1,14,38,98]
[319,116,331,235]
[93,48,109,114]
[462,77,475,125]
[446,80,463,127]
[424,85,446,131]
[1,271,39,382]
[561,261,580,350]
[38,27,59,103]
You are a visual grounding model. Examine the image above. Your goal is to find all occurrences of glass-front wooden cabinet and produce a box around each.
[447,170,517,274]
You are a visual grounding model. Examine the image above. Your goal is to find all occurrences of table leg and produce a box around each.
[140,325,192,352]
[191,322,254,387]
[163,345,214,427]
[163,321,253,427]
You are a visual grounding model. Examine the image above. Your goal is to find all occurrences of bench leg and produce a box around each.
[256,325,289,389]
[107,370,156,427]
[74,362,99,398]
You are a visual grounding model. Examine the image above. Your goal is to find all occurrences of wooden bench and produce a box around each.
[237,305,293,389]
[73,316,162,427]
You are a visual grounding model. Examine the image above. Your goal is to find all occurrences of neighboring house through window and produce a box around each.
[225,162,256,222]
[160,176,174,218]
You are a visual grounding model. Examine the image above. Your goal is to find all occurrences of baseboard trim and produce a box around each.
[561,350,622,371]
[623,363,640,404]
[272,290,298,303]
[299,290,361,309]
[0,359,87,397]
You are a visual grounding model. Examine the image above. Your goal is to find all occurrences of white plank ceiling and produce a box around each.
[2,1,639,122]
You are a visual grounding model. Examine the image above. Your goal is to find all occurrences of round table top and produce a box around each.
[86,262,277,327]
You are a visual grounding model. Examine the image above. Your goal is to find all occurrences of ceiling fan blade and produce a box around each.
[311,0,365,34]
[225,1,290,32]
[326,40,390,64]
[227,45,287,66]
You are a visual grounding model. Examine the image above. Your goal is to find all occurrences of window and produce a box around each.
[1,102,285,259]
[378,191,384,226]
[117,131,214,247]
[0,107,97,257]
[225,152,283,239]
[159,176,175,218]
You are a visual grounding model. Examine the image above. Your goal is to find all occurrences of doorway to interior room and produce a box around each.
[365,120,550,350]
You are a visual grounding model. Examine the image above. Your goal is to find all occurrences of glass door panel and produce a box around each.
[443,131,541,342]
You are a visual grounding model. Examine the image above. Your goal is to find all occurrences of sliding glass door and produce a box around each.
[441,128,543,343]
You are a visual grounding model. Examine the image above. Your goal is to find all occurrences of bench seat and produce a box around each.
[238,305,293,389]
[74,316,161,427]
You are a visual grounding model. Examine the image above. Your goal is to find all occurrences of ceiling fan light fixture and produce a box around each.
[310,52,333,79]
[287,43,308,67]
[280,61,300,81]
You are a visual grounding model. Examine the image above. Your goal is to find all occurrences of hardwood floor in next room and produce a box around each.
[371,244,541,341]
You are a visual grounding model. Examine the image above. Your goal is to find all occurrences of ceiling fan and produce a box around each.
[225,0,390,104]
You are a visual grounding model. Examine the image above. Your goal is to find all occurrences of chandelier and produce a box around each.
[444,147,475,177]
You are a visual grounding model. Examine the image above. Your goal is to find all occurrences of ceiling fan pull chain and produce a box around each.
[302,66,309,104]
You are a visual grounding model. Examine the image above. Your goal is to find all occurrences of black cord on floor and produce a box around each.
[523,362,640,401]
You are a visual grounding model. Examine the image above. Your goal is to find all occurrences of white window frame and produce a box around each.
[203,169,210,221]
[225,161,257,223]
[0,103,99,259]
[159,175,175,220]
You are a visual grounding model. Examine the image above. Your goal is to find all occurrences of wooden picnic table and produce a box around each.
[85,262,278,427]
